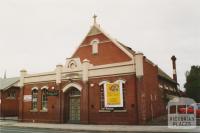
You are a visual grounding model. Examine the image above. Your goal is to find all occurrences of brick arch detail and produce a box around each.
[62,82,82,92]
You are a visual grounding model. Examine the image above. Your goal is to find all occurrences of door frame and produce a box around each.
[62,83,82,123]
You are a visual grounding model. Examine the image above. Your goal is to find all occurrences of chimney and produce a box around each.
[3,70,7,79]
[171,55,177,82]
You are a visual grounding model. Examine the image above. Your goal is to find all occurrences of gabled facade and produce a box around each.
[72,23,133,65]
[18,18,179,124]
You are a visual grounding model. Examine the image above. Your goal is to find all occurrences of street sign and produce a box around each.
[47,90,59,96]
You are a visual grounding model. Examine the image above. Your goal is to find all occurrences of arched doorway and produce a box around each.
[63,84,81,123]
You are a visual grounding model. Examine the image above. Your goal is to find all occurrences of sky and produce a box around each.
[0,0,200,90]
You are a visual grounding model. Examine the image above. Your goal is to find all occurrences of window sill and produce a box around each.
[40,110,48,112]
[113,110,127,112]
[99,109,127,113]
[99,110,111,112]
[30,109,38,112]
[6,97,16,100]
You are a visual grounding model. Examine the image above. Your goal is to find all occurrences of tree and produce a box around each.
[184,66,200,102]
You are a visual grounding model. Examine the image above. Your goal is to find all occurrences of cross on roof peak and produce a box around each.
[93,14,97,24]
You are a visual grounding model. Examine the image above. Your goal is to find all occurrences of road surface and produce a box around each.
[0,126,197,133]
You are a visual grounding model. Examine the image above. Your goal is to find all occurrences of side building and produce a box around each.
[18,18,180,124]
[0,77,20,117]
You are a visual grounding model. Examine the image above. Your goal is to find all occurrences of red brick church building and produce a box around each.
[18,16,180,124]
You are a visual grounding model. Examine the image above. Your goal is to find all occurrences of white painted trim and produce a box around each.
[89,60,134,70]
[24,60,135,83]
[31,87,39,91]
[99,79,126,86]
[99,80,108,86]
[89,63,135,78]
[93,24,133,59]
[24,71,55,78]
[87,32,102,37]
[56,64,63,84]
[92,42,98,54]
[89,73,135,80]
[115,79,126,84]
[135,53,144,77]
[90,38,100,45]
[62,83,82,92]
[41,86,48,90]
[82,59,90,82]
[24,74,56,83]
[65,58,82,70]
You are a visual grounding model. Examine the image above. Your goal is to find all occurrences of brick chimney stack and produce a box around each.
[171,55,177,82]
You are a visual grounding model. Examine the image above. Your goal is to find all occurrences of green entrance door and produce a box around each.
[69,88,80,123]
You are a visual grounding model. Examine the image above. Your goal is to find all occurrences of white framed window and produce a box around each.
[99,80,126,110]
[90,39,99,54]
[32,89,38,110]
[41,88,48,111]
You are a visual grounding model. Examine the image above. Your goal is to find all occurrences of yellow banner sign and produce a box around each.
[105,82,122,107]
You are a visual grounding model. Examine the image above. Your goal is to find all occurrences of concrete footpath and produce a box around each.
[0,120,200,132]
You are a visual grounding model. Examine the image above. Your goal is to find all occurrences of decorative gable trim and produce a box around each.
[72,23,134,59]
[92,24,133,59]
[87,26,101,36]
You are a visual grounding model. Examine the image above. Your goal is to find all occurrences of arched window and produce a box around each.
[32,89,38,110]
[41,88,48,111]
[90,39,99,54]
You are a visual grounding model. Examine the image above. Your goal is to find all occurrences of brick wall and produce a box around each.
[136,58,167,124]
[0,87,20,117]
[87,74,138,124]
[20,82,60,123]
[72,33,131,65]
[20,74,138,124]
